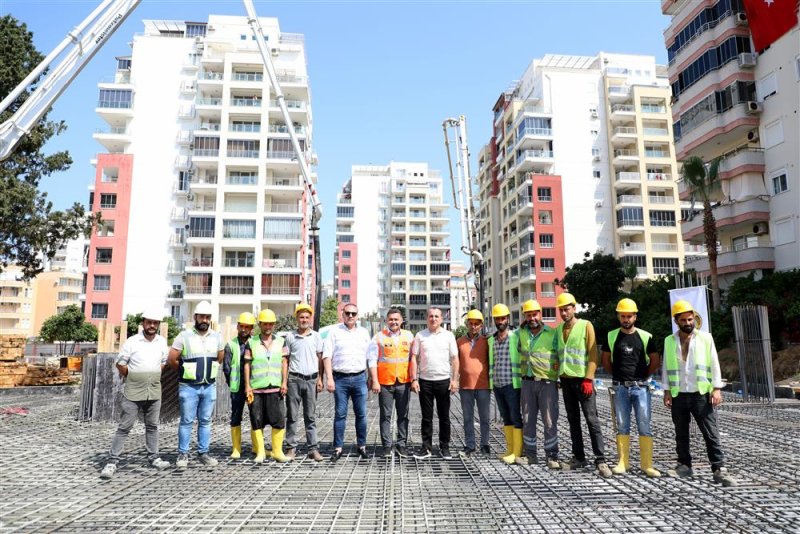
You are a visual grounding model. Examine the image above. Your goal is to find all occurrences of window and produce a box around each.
[116,58,131,70]
[99,193,117,209]
[617,207,644,227]
[91,303,109,319]
[97,220,115,237]
[756,72,778,101]
[538,210,553,224]
[391,263,406,275]
[264,218,301,240]
[341,294,351,303]
[189,217,216,238]
[593,170,601,179]
[223,220,256,239]
[409,294,427,305]
[101,167,119,183]
[772,172,788,195]
[649,210,676,227]
[224,250,254,267]
[227,170,258,185]
[97,89,132,108]
[93,275,111,291]
[336,206,354,218]
[410,265,427,275]
[227,139,259,158]
[537,187,552,201]
[540,282,556,297]
[342,265,351,274]
[653,257,680,275]
[540,258,555,272]
[95,248,113,264]
[341,250,351,259]
[185,23,207,37]
[337,235,354,243]
[539,234,554,248]
[341,280,351,288]
[542,308,556,322]
[220,275,254,295]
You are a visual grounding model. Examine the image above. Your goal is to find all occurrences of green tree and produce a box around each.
[39,304,97,355]
[681,156,722,310]
[728,269,800,346]
[454,325,468,339]
[319,297,339,327]
[274,314,297,333]
[0,16,98,279]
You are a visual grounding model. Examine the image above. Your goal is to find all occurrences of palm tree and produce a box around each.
[680,156,722,310]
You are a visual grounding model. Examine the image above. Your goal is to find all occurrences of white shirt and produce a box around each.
[662,331,724,392]
[117,333,168,373]
[322,323,375,373]
[412,328,457,381]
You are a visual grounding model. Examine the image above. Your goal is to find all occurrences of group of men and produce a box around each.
[99,294,736,488]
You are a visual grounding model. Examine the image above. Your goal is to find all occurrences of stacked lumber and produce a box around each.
[0,336,25,361]
[0,362,28,387]
[22,366,74,386]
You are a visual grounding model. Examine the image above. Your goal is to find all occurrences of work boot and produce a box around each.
[100,463,116,479]
[612,435,630,475]
[480,445,491,455]
[502,428,523,465]
[546,458,561,470]
[308,449,324,462]
[151,457,170,470]
[638,436,661,478]
[515,452,536,466]
[668,464,693,478]
[561,456,588,470]
[175,453,189,469]
[271,429,291,463]
[597,462,613,478]
[250,430,258,457]
[497,425,514,459]
[252,430,267,463]
[285,448,296,461]
[198,453,218,467]
[396,445,409,458]
[230,426,242,459]
[713,467,737,487]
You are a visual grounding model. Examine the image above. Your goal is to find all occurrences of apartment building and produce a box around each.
[334,162,451,332]
[663,0,799,288]
[84,15,317,326]
[449,262,477,330]
[31,271,83,335]
[0,267,35,336]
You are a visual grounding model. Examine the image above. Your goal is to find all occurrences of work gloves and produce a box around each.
[581,378,594,398]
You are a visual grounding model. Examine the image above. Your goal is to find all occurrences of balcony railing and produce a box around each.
[196,97,221,106]
[97,100,132,109]
[168,260,186,273]
[643,127,669,136]
[230,124,261,133]
[648,195,674,204]
[611,104,635,113]
[227,149,259,158]
[621,242,646,251]
[220,286,254,295]
[614,149,638,157]
[647,172,672,182]
[232,72,263,82]
[616,172,641,182]
[269,124,306,134]
[188,230,215,238]
[263,258,299,268]
[644,149,669,158]
[194,149,219,157]
[614,127,637,135]
[265,203,300,214]
[617,195,642,204]
[231,98,262,107]
[186,286,212,295]
[190,201,216,212]
[649,219,676,227]
[197,71,223,81]
[617,219,644,227]
[266,150,295,160]
[518,127,553,137]
[652,243,679,252]
[227,174,258,185]
[189,257,214,267]
[261,286,300,295]
[519,149,554,159]
[640,104,666,113]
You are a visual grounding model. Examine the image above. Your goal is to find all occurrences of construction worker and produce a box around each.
[662,300,736,487]
[243,309,290,463]
[223,312,256,460]
[283,303,324,462]
[488,303,522,465]
[100,308,170,479]
[516,300,560,469]
[555,292,613,478]
[455,309,491,457]
[601,298,661,477]
[369,307,415,458]
[168,300,225,469]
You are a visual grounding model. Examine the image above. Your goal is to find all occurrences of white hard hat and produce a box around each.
[142,308,163,321]
[194,301,213,316]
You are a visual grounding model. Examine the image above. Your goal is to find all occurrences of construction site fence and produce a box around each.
[731,305,775,404]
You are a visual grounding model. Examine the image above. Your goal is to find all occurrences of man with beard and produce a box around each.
[100,308,170,479]
[223,312,256,460]
[168,300,225,469]
[662,300,736,487]
[455,309,491,457]
[488,303,522,465]
[601,298,661,477]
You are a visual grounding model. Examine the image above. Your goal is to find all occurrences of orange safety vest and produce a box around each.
[375,328,414,385]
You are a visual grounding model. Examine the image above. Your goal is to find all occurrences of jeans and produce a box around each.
[459,389,491,450]
[110,397,161,463]
[494,384,522,428]
[419,378,452,451]
[286,375,319,451]
[520,380,559,459]
[613,385,652,436]
[230,390,247,427]
[332,372,368,449]
[178,382,217,454]
[378,382,410,448]
[561,376,606,464]
[671,391,725,469]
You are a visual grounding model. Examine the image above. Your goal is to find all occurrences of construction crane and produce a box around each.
[442,115,485,321]
[0,0,324,328]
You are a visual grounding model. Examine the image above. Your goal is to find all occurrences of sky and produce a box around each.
[3,0,672,283]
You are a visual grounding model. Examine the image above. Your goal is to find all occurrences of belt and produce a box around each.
[522,376,554,383]
[289,371,318,380]
[333,370,364,377]
[612,380,649,387]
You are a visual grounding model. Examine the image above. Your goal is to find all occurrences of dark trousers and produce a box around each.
[230,390,247,427]
[561,376,606,464]
[419,378,451,451]
[378,382,410,448]
[671,391,725,469]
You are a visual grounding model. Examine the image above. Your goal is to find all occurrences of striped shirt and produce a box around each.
[492,335,512,388]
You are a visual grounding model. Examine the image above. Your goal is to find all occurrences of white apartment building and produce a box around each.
[334,162,451,332]
[84,15,316,326]
[449,262,476,330]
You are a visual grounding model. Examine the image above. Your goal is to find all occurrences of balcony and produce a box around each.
[610,104,635,122]
[515,150,555,173]
[266,150,296,160]
[684,237,774,275]
[607,85,631,101]
[269,123,306,135]
[616,195,643,205]
[644,148,670,159]
[615,172,641,187]
[640,104,667,114]
[230,97,262,108]
[681,196,770,240]
[196,97,222,107]
[232,72,263,82]
[262,258,299,269]
[166,289,184,300]
[189,201,217,212]
[616,218,645,235]
[646,172,673,186]
[269,99,306,111]
[518,194,533,215]
[265,203,301,216]
[171,207,188,221]
[194,148,219,158]
[676,102,759,161]
[613,149,639,167]
[261,286,301,296]
[188,229,216,239]
[197,71,223,82]
[169,235,186,247]
[167,260,186,274]
[185,285,212,296]
[642,127,669,138]
[718,147,765,180]
[93,127,130,152]
[620,242,646,253]
[188,257,214,268]
[648,195,674,205]
[227,149,259,159]
[651,242,679,253]
[611,127,637,146]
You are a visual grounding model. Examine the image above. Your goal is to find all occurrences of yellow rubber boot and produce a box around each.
[497,425,514,460]
[230,426,242,459]
[253,429,267,463]
[612,435,629,474]
[639,436,661,478]
[271,428,291,463]
[503,428,523,465]
[250,430,258,457]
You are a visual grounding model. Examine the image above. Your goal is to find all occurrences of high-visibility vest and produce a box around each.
[178,330,221,385]
[228,338,245,393]
[518,325,557,381]
[556,319,589,378]
[374,328,413,385]
[247,335,284,390]
[663,331,714,397]
[488,330,521,389]
[607,328,652,365]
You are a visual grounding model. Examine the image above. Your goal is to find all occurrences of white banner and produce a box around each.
[668,286,710,334]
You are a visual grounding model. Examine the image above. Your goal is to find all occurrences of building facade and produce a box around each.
[449,262,477,330]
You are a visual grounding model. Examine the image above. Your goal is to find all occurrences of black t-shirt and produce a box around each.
[611,331,653,382]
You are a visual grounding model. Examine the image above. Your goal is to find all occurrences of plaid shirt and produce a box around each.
[492,335,512,388]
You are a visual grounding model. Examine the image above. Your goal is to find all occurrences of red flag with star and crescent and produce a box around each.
[743,0,798,52]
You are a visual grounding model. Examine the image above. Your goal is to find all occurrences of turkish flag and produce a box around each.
[743,0,798,52]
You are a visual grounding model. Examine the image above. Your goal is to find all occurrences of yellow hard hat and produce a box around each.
[522,300,541,313]
[466,309,484,322]
[294,303,314,316]
[671,300,694,317]
[491,303,511,318]
[616,298,638,313]
[258,309,277,323]
[237,312,256,326]
[556,293,577,308]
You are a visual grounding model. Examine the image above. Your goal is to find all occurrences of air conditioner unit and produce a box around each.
[753,222,769,235]
[595,200,604,208]
[270,48,279,56]
[735,12,748,25]
[738,53,756,68]
[746,101,762,114]
[747,129,759,142]
[593,155,601,162]
[590,110,598,118]
[186,193,195,201]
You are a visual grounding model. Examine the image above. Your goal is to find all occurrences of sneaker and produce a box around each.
[597,462,613,478]
[198,453,218,467]
[668,464,694,478]
[459,447,476,458]
[561,457,588,470]
[330,449,343,463]
[395,445,409,458]
[285,448,296,461]
[150,458,170,470]
[358,447,369,460]
[308,449,324,462]
[515,454,536,466]
[100,463,116,479]
[480,445,491,455]
[413,447,432,459]
[546,458,562,470]
[175,453,189,469]
[380,446,393,458]
[713,467,737,487]
[440,447,452,459]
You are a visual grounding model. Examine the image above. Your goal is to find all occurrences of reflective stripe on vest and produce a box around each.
[607,328,652,365]
[518,326,557,381]
[556,320,588,378]
[179,330,220,385]
[248,335,284,389]
[375,329,413,385]
[488,330,521,389]
[664,332,714,397]
[228,339,242,393]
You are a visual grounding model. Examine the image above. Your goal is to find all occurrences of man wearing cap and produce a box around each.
[168,301,225,469]
[100,308,170,479]
[283,303,324,462]
[516,300,560,469]
[456,309,491,457]
[244,309,290,463]
[488,303,522,464]
[663,300,736,487]
[223,312,256,460]
[601,298,661,477]
[555,292,612,478]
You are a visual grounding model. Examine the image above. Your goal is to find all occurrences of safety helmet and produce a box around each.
[237,312,256,326]
[194,301,213,316]
[294,303,314,316]
[616,298,638,313]
[491,303,511,318]
[258,309,277,323]
[466,309,484,322]
[522,300,542,313]
[142,308,163,322]
[556,293,577,308]
[671,300,694,317]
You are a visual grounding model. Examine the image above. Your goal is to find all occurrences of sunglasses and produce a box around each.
[344,311,358,317]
